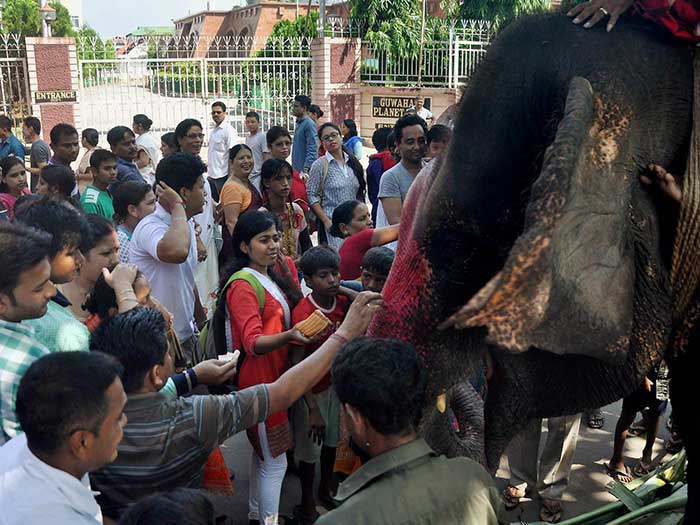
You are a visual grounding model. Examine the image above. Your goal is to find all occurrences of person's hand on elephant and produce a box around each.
[568,0,635,32]
[640,164,682,204]
[644,377,653,392]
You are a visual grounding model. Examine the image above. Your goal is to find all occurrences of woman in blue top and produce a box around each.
[341,119,363,160]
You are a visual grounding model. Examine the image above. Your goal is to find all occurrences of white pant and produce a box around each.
[248,423,288,524]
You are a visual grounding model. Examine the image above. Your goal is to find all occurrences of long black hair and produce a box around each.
[342,119,358,138]
[0,156,24,193]
[218,210,301,307]
[259,158,293,200]
[319,122,366,201]
[329,199,362,239]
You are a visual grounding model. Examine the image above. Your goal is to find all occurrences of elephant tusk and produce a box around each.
[436,392,447,413]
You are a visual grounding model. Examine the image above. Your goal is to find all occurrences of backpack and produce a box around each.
[200,270,265,384]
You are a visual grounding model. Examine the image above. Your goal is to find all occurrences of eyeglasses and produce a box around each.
[321,132,340,142]
[186,133,205,140]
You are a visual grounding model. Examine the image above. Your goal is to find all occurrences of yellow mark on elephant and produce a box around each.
[436,393,447,413]
[589,97,630,169]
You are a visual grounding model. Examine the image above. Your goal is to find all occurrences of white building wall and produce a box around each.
[57,0,84,28]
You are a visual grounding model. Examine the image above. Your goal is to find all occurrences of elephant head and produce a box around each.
[368,13,694,470]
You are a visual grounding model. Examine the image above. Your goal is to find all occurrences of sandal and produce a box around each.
[605,462,633,483]
[540,499,562,523]
[502,485,525,510]
[632,460,652,477]
[586,413,604,429]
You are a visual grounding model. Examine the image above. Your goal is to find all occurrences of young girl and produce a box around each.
[112,181,157,263]
[36,164,77,205]
[221,211,306,525]
[0,157,30,220]
[259,159,312,263]
[219,144,260,265]
[59,214,120,322]
[160,132,178,159]
[330,200,400,280]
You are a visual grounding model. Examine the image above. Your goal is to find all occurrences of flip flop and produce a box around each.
[633,461,652,477]
[605,462,633,483]
[540,499,562,523]
[502,485,525,510]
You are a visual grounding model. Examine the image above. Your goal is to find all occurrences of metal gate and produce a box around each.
[0,34,31,131]
[76,35,312,142]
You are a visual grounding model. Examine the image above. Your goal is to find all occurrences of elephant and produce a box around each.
[368,9,699,497]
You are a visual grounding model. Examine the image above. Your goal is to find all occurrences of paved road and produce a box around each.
[211,399,672,523]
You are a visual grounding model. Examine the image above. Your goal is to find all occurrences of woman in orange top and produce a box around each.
[219,144,262,266]
[223,210,307,524]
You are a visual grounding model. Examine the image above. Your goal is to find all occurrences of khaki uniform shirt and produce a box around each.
[317,438,501,525]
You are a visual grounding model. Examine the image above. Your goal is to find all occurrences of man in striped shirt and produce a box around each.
[0,222,57,444]
[89,292,383,520]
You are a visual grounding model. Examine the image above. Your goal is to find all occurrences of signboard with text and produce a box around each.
[34,90,77,103]
[371,95,431,128]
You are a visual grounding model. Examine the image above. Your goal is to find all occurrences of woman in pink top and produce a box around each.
[0,157,30,220]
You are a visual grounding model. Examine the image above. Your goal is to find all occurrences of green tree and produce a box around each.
[49,1,76,37]
[2,0,41,36]
[349,0,423,56]
[268,10,319,39]
[459,0,552,27]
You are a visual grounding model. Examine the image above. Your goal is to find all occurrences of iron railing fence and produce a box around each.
[0,34,30,132]
[357,19,495,87]
[76,35,312,141]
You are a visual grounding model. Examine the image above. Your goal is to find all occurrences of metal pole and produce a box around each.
[319,0,326,35]
[417,0,426,86]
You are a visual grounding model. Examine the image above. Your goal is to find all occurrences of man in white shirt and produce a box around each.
[207,101,238,202]
[0,351,127,525]
[128,153,207,366]
[410,95,433,124]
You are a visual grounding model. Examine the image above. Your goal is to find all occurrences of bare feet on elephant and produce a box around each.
[640,164,682,204]
[501,485,525,510]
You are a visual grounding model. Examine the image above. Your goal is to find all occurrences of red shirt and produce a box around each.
[635,0,700,42]
[291,294,350,393]
[339,228,374,280]
[291,168,309,212]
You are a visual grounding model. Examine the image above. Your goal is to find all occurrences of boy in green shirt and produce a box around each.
[81,149,118,220]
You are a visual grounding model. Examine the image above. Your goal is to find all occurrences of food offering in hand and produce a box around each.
[217,349,241,365]
[295,309,332,339]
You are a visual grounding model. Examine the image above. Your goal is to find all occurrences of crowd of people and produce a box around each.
[0,90,508,525]
[0,0,692,512]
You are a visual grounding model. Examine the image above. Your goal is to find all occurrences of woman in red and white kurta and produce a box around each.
[224,210,306,525]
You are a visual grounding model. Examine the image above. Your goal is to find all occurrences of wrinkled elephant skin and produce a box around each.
[368,13,694,472]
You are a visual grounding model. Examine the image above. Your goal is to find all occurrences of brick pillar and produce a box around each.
[25,37,81,141]
[310,36,362,136]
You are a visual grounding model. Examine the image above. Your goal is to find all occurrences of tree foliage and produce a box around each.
[459,0,552,27]
[268,10,319,39]
[2,0,41,36]
[49,1,76,37]
[349,0,423,55]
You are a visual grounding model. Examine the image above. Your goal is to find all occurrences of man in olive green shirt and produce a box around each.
[319,338,500,525]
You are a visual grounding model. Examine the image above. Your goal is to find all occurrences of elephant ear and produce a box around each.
[443,77,634,363]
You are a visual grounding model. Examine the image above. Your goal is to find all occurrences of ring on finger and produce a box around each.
[599,7,609,15]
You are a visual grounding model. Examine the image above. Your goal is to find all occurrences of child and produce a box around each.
[266,125,309,212]
[112,181,156,263]
[0,157,30,220]
[426,124,452,161]
[330,200,399,280]
[360,246,394,293]
[366,127,397,224]
[80,149,118,220]
[606,365,668,483]
[259,158,312,263]
[291,246,350,522]
[36,164,77,205]
[245,111,270,192]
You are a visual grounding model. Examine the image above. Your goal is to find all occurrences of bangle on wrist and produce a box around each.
[330,332,349,346]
